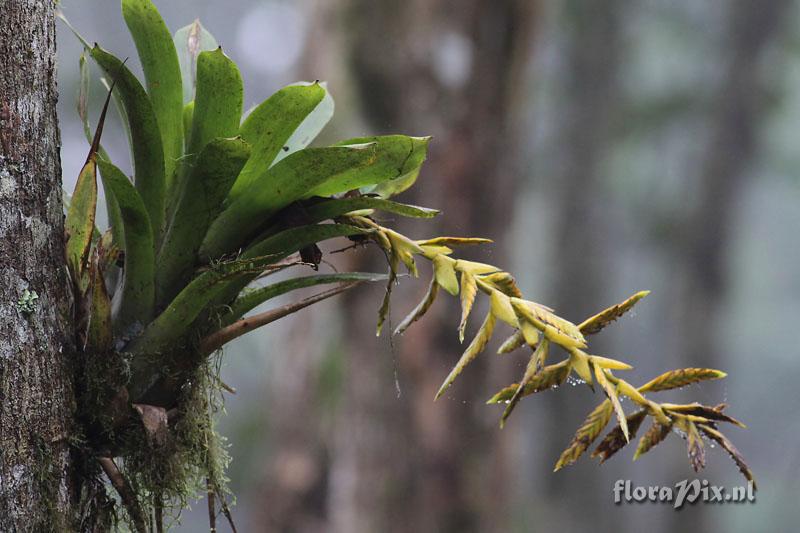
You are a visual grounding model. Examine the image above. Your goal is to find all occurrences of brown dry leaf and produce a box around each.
[662,403,746,428]
[592,409,647,463]
[554,400,613,471]
[132,404,169,448]
[634,419,672,460]
[678,418,706,472]
[699,424,756,488]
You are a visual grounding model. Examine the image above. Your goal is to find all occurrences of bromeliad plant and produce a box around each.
[60,1,753,530]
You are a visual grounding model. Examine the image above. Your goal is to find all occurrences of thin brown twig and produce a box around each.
[207,478,217,533]
[198,282,361,355]
[97,456,147,533]
[154,493,163,533]
[216,490,238,533]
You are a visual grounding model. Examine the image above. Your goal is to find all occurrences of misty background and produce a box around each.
[57,1,799,531]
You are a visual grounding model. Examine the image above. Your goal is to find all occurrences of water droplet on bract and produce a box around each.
[566,376,586,387]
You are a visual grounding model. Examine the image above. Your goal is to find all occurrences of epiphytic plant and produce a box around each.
[59,1,753,530]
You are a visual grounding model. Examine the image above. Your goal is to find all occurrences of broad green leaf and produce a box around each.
[243,223,370,261]
[170,48,243,218]
[314,135,430,197]
[173,19,219,103]
[122,0,183,190]
[157,137,251,306]
[185,48,243,158]
[130,253,284,359]
[271,83,335,166]
[97,160,155,332]
[91,45,165,238]
[229,82,327,200]
[210,223,372,310]
[368,168,420,199]
[66,159,98,289]
[182,101,194,150]
[223,272,388,325]
[303,197,440,222]
[135,225,366,359]
[200,145,378,259]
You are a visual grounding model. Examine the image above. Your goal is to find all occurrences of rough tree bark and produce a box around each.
[0,1,76,531]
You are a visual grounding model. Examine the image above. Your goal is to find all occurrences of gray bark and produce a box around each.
[0,1,76,531]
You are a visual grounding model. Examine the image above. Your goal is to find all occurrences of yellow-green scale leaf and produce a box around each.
[433,255,459,296]
[394,277,439,336]
[554,400,613,471]
[501,339,550,427]
[638,368,727,392]
[497,330,525,354]
[458,271,477,342]
[579,290,650,335]
[490,290,517,327]
[486,360,570,403]
[595,365,628,441]
[568,349,594,387]
[435,312,495,400]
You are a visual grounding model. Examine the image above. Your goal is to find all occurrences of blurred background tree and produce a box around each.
[57,0,799,531]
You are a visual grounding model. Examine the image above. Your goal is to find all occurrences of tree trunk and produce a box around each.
[670,1,788,531]
[327,2,536,532]
[0,1,76,530]
[537,2,625,531]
